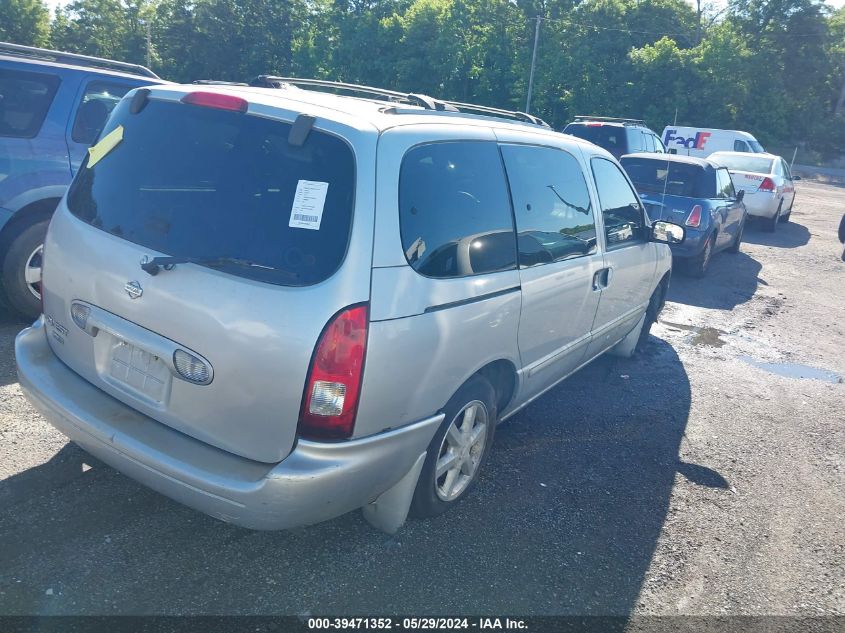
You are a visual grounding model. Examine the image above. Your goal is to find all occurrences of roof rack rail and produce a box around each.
[0,41,160,79]
[573,115,644,125]
[192,80,250,86]
[249,75,551,128]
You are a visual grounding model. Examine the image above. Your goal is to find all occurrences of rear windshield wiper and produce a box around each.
[141,255,298,280]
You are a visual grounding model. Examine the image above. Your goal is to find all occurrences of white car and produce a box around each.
[662,126,765,158]
[708,151,799,232]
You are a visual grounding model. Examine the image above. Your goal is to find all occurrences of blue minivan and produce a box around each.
[621,153,747,277]
[0,42,162,317]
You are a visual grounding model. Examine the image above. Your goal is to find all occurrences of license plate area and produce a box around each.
[108,338,171,404]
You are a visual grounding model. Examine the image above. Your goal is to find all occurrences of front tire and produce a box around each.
[1,220,49,318]
[727,217,745,253]
[636,283,665,353]
[410,375,497,519]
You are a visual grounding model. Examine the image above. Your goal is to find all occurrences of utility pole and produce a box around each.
[525,15,541,114]
[145,21,151,68]
[696,0,702,45]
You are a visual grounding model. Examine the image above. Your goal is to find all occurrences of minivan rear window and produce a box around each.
[563,123,625,154]
[621,157,714,198]
[67,97,355,286]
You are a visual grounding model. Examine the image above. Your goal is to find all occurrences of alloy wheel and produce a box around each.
[24,245,43,301]
[434,400,489,502]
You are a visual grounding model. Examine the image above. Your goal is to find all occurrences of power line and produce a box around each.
[527,14,832,39]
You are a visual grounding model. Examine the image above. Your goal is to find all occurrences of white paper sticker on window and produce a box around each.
[289,180,329,230]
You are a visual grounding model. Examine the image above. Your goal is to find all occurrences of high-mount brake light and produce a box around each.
[180,91,248,113]
[686,204,703,228]
[758,177,776,192]
[299,305,369,440]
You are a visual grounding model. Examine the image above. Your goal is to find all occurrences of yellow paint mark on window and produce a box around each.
[87,125,124,168]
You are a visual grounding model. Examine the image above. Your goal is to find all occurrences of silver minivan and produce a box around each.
[15,81,685,533]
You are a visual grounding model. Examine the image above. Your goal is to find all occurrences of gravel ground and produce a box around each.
[0,181,843,617]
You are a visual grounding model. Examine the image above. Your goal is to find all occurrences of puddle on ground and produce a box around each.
[659,320,727,348]
[740,356,843,384]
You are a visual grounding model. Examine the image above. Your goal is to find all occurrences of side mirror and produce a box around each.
[736,190,745,202]
[651,221,685,245]
[668,148,678,155]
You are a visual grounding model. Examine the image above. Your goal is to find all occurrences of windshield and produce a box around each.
[710,154,774,174]
[620,157,714,198]
[749,140,765,153]
[564,123,625,153]
[67,97,356,286]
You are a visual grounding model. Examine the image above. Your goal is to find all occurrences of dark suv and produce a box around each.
[563,116,665,160]
[0,42,163,317]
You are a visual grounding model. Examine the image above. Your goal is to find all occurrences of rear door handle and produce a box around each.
[593,267,612,291]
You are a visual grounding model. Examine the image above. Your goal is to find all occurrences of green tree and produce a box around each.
[0,0,50,46]
[50,0,151,63]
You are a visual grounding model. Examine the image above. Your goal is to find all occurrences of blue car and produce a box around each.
[0,42,163,317]
[621,153,747,277]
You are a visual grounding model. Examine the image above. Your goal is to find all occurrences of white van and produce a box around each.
[661,126,765,158]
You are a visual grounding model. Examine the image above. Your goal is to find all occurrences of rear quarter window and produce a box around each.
[67,97,356,286]
[0,68,60,138]
[399,141,517,279]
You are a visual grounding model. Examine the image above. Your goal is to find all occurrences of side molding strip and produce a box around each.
[424,286,521,314]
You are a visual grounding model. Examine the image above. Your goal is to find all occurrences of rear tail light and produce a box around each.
[586,122,603,126]
[758,177,776,192]
[299,304,369,440]
[181,91,248,113]
[685,204,703,228]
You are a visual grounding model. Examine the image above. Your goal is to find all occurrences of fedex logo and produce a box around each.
[664,129,711,150]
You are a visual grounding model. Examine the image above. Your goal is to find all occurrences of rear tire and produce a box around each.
[780,202,793,223]
[1,220,49,319]
[687,232,714,278]
[764,202,781,233]
[410,375,497,519]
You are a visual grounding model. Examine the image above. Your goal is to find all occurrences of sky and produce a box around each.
[40,0,845,15]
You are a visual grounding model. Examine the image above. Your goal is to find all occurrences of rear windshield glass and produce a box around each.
[564,123,625,153]
[67,97,355,286]
[709,154,773,174]
[621,157,714,198]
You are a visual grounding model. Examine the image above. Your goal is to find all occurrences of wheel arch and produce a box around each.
[474,359,519,417]
[0,198,60,263]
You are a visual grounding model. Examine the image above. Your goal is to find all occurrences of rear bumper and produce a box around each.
[16,319,442,530]
[668,227,708,259]
[742,192,780,218]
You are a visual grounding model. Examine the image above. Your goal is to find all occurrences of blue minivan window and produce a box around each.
[67,97,356,287]
[0,69,61,138]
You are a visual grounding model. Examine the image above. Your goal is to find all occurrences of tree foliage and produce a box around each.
[0,0,50,46]
[0,0,842,156]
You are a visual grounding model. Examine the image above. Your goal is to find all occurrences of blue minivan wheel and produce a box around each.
[1,220,49,319]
